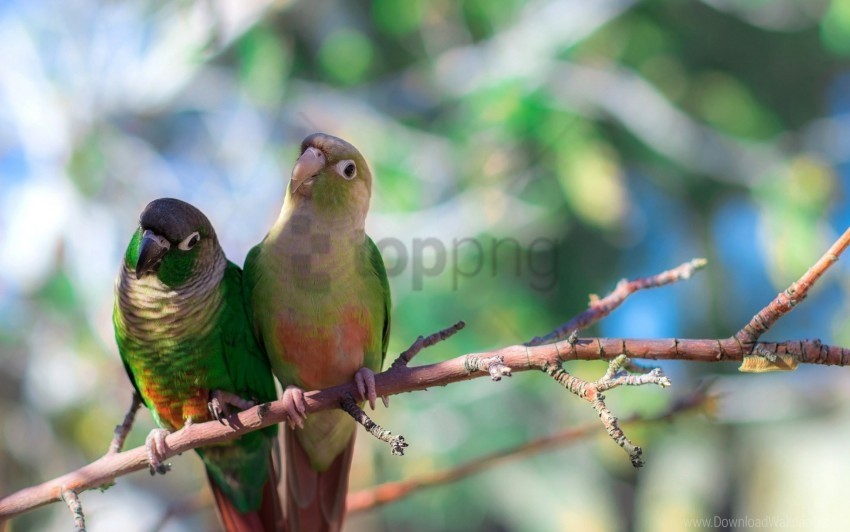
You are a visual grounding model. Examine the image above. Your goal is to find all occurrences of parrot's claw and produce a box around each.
[354,368,387,410]
[208,397,227,423]
[282,385,307,429]
[208,390,255,424]
[145,428,171,476]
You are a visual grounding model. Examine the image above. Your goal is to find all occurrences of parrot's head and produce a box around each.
[287,133,372,219]
[127,198,221,287]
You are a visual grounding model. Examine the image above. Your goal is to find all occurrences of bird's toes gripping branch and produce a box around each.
[207,390,256,424]
[339,321,468,457]
[281,385,308,429]
[340,393,408,456]
[354,367,389,410]
[144,428,172,475]
[544,354,671,468]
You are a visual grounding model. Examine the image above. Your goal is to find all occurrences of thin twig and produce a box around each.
[346,389,710,513]
[736,227,850,344]
[60,489,85,532]
[108,392,142,455]
[391,321,466,370]
[527,258,707,346]
[340,394,408,456]
[543,354,671,467]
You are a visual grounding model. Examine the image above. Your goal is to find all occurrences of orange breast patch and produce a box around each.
[142,382,210,430]
[274,306,372,390]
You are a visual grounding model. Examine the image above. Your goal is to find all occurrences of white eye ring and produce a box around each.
[178,231,200,251]
[336,160,357,180]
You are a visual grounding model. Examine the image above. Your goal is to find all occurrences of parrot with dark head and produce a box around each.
[245,133,391,531]
[113,198,282,532]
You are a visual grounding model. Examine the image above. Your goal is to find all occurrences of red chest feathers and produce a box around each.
[274,306,373,390]
[140,380,210,430]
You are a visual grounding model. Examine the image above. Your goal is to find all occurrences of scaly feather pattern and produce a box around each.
[114,198,282,531]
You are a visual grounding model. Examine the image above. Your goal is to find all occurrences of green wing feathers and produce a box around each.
[199,262,278,513]
[196,430,274,512]
[221,262,278,411]
[240,244,264,347]
[114,261,277,515]
[365,236,391,366]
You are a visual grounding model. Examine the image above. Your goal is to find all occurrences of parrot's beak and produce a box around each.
[136,229,171,277]
[290,146,326,194]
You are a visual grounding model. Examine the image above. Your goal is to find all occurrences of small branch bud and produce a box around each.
[463,354,512,381]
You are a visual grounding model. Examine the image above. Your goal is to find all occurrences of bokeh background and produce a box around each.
[2,0,850,530]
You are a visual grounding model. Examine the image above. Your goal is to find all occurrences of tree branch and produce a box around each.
[346,388,711,513]
[2,337,847,521]
[340,394,408,456]
[391,320,466,370]
[107,392,142,455]
[542,353,671,467]
[736,226,850,344]
[2,227,848,523]
[60,489,85,532]
[735,226,850,371]
[527,258,707,346]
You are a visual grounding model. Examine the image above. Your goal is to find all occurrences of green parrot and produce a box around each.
[245,133,391,531]
[113,198,283,532]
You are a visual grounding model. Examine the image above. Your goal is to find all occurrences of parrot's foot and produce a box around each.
[282,385,307,429]
[145,428,171,475]
[208,390,255,423]
[354,367,389,410]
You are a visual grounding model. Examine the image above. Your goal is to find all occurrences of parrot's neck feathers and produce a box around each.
[264,197,369,291]
[280,188,368,231]
[270,197,366,247]
[116,250,227,341]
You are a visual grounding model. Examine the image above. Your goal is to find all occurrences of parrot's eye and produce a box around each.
[336,160,357,180]
[178,232,201,251]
